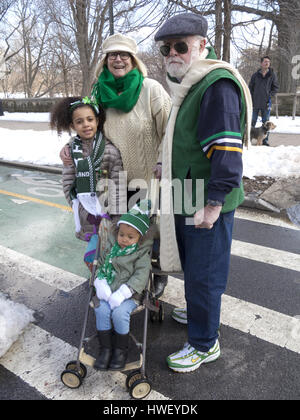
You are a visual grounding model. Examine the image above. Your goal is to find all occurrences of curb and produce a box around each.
[0,159,62,174]
[240,194,281,213]
[0,160,297,223]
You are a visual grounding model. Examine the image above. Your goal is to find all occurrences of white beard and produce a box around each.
[165,42,207,80]
[166,59,190,79]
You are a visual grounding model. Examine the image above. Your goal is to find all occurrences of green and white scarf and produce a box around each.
[97,242,138,285]
[70,130,105,231]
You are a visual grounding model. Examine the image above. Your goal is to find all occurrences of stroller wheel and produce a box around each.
[61,369,83,389]
[129,378,151,399]
[65,361,87,378]
[126,370,143,389]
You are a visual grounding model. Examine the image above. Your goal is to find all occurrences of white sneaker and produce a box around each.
[167,340,220,373]
[172,307,187,324]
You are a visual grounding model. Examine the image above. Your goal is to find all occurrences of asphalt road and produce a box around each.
[0,165,299,403]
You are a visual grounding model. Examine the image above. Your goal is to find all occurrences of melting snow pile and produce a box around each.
[243,145,300,179]
[0,293,34,357]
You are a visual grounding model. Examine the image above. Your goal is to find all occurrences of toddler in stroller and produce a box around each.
[93,199,154,371]
[61,198,164,398]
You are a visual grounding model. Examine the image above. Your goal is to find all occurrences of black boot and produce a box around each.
[109,332,129,371]
[153,274,168,298]
[94,330,112,371]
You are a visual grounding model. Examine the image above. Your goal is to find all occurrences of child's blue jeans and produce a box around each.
[94,299,137,334]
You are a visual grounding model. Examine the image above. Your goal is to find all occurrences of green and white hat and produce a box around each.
[118,200,151,236]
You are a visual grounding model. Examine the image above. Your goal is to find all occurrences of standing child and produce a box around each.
[50,96,125,242]
[93,200,154,371]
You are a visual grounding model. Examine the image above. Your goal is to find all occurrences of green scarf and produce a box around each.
[91,66,144,113]
[70,130,105,198]
[97,242,138,285]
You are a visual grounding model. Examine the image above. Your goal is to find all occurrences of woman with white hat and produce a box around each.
[60,33,171,297]
[91,33,171,187]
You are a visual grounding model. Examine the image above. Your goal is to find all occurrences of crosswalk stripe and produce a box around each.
[235,208,300,231]
[1,235,299,298]
[162,276,300,355]
[0,244,85,292]
[231,240,300,272]
[1,263,300,400]
[1,242,299,351]
[1,225,300,401]
[0,323,169,400]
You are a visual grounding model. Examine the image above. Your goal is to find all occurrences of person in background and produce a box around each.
[60,33,171,298]
[249,56,279,146]
[154,12,252,373]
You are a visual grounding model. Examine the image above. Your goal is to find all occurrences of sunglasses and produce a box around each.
[159,42,189,57]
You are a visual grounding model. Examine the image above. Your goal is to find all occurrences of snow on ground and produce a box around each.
[0,112,299,178]
[0,127,69,166]
[269,115,300,135]
[243,144,300,179]
[0,111,299,355]
[0,293,34,357]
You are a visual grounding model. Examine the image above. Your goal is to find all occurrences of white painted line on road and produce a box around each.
[0,324,169,400]
[231,240,300,272]
[235,208,300,231]
[1,235,299,298]
[163,276,300,355]
[0,245,85,292]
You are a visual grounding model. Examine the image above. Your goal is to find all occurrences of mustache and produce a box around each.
[166,58,185,64]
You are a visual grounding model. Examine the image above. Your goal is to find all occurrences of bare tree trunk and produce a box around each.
[275,0,300,92]
[215,0,222,59]
[222,0,231,62]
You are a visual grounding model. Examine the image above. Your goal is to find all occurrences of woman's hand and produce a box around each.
[153,163,162,180]
[59,144,73,166]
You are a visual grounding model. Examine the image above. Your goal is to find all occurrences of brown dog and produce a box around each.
[250,121,276,146]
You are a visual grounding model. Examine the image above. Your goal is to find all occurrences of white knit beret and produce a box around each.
[102,33,138,55]
[96,33,147,78]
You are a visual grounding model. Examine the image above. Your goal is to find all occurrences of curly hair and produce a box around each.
[50,96,106,136]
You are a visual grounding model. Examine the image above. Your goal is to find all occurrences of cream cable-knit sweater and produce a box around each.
[103,78,171,185]
[159,54,253,273]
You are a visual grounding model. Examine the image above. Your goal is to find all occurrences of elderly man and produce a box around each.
[155,13,252,372]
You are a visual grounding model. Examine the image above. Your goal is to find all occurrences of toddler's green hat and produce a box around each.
[118,200,151,236]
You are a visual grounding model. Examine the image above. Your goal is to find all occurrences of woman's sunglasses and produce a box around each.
[159,42,189,57]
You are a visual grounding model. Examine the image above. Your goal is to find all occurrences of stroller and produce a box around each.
[60,230,165,400]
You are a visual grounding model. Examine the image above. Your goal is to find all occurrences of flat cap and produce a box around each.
[154,13,208,41]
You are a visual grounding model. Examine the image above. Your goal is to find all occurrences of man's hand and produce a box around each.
[194,205,222,229]
[59,144,73,166]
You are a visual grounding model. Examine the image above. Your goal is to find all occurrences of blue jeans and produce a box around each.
[252,107,271,143]
[94,299,137,334]
[175,211,235,352]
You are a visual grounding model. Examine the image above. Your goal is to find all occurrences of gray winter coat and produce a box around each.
[249,68,279,109]
[98,227,155,295]
[62,136,126,241]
